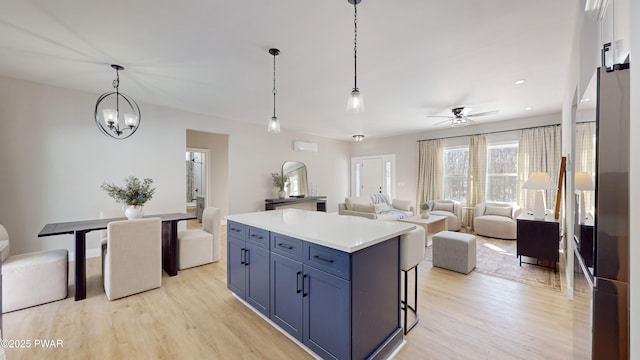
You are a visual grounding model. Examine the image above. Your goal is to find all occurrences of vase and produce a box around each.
[421,210,430,219]
[123,205,144,220]
[278,190,286,199]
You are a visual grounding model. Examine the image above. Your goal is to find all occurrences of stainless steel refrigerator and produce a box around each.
[593,63,630,359]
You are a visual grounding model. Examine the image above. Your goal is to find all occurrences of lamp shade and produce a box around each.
[522,172,556,190]
[575,172,595,191]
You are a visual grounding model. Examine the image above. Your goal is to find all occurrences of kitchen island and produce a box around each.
[226,209,415,360]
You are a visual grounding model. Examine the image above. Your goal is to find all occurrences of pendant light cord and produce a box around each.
[353,3,358,90]
[272,52,277,118]
[113,69,120,117]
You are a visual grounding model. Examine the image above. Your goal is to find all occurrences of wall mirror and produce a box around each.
[282,161,308,197]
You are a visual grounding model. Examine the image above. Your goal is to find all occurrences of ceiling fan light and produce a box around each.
[451,118,468,127]
[347,89,365,113]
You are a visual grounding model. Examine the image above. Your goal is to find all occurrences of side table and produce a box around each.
[516,213,560,272]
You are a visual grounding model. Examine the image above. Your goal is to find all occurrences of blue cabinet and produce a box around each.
[228,220,402,360]
[226,221,270,317]
[270,233,351,359]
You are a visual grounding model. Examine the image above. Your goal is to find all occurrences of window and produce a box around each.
[486,143,518,203]
[443,148,469,203]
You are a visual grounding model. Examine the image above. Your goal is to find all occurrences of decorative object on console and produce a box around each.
[352,134,365,142]
[522,172,556,220]
[100,176,156,220]
[574,171,595,224]
[271,172,289,199]
[94,64,141,139]
[268,48,281,133]
[346,0,364,113]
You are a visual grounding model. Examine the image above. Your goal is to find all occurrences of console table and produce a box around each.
[516,214,560,272]
[265,196,327,212]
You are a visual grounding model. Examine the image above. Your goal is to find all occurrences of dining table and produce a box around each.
[38,212,196,301]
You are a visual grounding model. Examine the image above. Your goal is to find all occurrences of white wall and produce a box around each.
[0,76,350,257]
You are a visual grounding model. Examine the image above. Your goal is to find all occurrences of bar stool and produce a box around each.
[400,226,425,334]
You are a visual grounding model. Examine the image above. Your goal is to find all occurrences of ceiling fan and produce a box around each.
[427,107,499,127]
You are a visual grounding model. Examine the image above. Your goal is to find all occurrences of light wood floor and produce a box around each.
[3,226,591,359]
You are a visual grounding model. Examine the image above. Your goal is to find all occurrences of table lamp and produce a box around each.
[522,172,556,220]
[575,172,595,224]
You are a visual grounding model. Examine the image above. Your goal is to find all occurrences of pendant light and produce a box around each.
[346,0,364,113]
[94,64,141,139]
[268,48,281,133]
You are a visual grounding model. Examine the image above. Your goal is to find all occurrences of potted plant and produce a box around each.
[271,172,289,199]
[101,176,156,219]
[420,201,432,219]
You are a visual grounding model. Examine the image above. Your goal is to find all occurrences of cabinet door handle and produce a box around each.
[240,248,246,265]
[296,271,302,294]
[313,255,334,264]
[277,243,294,250]
[302,274,309,297]
[244,249,249,266]
[250,234,263,240]
[231,228,242,233]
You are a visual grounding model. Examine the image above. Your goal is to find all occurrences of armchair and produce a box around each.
[473,202,522,240]
[429,200,462,231]
[178,206,221,270]
[103,218,162,300]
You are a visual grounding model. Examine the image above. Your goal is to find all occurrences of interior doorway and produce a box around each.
[186,148,209,221]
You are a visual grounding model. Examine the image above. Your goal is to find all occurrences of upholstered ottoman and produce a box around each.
[3,249,69,313]
[432,231,476,274]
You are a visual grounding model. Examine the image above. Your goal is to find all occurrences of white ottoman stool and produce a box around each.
[432,231,476,274]
[3,249,69,313]
[400,226,425,334]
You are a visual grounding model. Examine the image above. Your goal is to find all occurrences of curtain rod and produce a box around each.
[417,123,562,143]
[416,121,596,142]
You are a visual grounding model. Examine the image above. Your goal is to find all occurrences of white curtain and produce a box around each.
[416,139,443,208]
[575,122,596,214]
[517,125,562,212]
[466,134,487,207]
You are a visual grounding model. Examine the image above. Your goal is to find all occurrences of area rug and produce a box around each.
[424,234,562,291]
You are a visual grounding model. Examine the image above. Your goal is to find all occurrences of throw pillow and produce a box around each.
[392,199,412,211]
[484,205,512,218]
[432,201,454,213]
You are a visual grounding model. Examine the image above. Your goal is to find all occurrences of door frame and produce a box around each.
[350,154,396,198]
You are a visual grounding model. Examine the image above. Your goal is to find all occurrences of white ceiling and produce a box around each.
[0,0,578,140]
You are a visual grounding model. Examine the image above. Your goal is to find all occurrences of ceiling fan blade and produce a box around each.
[468,110,499,117]
[426,115,453,118]
[432,118,453,126]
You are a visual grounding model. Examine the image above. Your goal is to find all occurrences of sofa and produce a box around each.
[428,199,462,231]
[338,194,415,220]
[473,202,522,240]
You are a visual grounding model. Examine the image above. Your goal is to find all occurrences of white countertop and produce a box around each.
[226,209,415,253]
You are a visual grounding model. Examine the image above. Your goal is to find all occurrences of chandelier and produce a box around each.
[94,64,141,139]
[268,48,281,133]
[346,0,364,113]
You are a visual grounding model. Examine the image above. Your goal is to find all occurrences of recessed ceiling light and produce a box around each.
[525,107,533,111]
[515,79,526,85]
